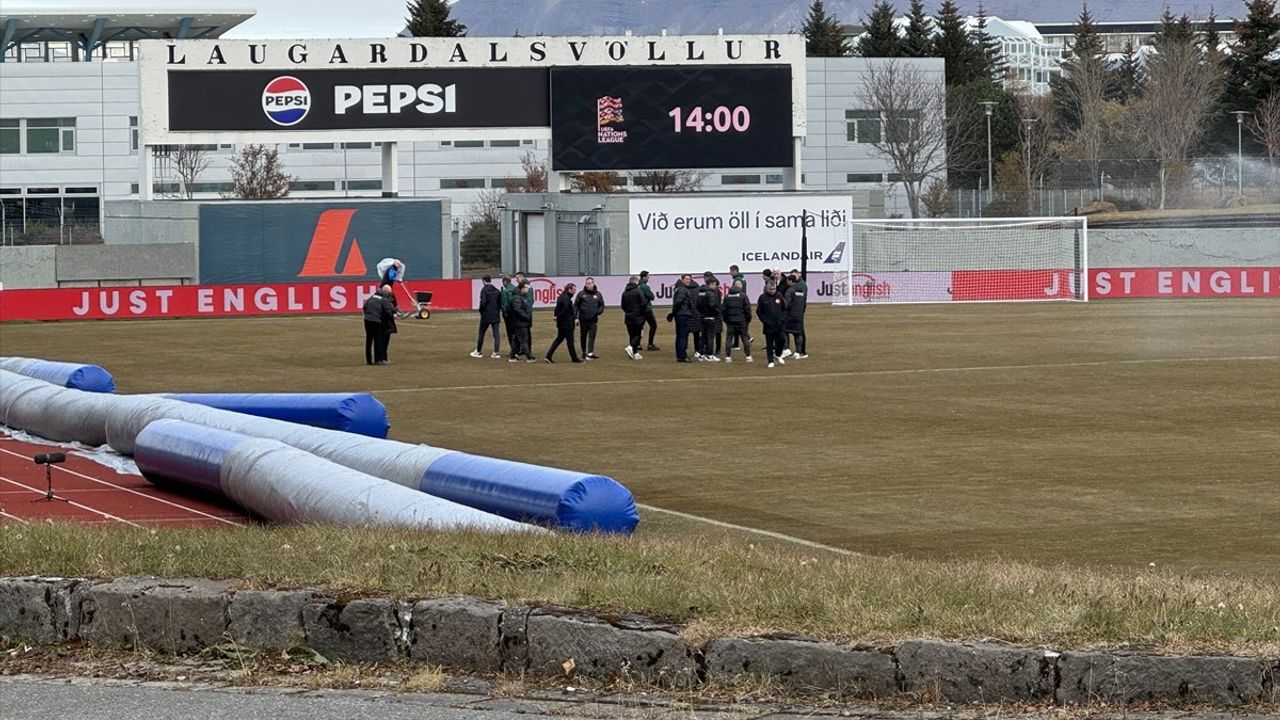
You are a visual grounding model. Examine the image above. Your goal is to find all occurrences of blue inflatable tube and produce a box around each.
[2,358,115,393]
[421,453,640,534]
[134,420,239,494]
[166,393,390,438]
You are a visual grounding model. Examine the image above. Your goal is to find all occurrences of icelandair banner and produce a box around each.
[0,280,470,322]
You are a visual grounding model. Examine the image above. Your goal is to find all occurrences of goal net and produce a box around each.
[830,217,1088,305]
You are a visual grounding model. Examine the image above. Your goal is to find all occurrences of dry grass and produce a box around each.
[2,521,1277,656]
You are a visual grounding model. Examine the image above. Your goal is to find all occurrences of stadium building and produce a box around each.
[0,6,943,245]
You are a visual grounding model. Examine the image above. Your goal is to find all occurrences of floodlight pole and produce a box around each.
[1232,111,1248,200]
[979,101,996,203]
[1022,118,1038,216]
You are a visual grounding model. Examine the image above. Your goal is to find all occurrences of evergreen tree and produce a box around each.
[1226,0,1280,113]
[1066,3,1103,61]
[404,0,467,37]
[933,0,980,85]
[902,0,934,57]
[803,0,852,57]
[858,0,903,57]
[1054,2,1109,128]
[1201,9,1223,56]
[972,2,1005,86]
[1153,8,1196,45]
[1111,40,1144,102]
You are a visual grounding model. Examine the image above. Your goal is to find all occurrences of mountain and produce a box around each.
[449,0,1249,35]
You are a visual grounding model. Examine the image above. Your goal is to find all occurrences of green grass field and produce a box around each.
[3,299,1277,576]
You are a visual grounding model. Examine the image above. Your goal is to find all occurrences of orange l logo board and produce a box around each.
[297,209,367,277]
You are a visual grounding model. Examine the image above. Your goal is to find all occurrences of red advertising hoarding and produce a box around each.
[0,280,471,322]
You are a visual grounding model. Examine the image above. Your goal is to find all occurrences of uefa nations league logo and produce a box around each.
[262,76,311,126]
[597,96,627,144]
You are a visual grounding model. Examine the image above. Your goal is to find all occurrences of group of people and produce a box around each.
[468,265,808,368]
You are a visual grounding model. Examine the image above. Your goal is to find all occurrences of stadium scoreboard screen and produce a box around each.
[549,66,793,171]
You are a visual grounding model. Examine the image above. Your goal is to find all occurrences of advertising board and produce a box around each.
[550,66,793,171]
[627,195,853,275]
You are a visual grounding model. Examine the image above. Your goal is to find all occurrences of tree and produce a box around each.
[1247,91,1280,172]
[227,144,293,199]
[1134,34,1224,208]
[855,59,953,217]
[404,0,466,37]
[932,0,981,86]
[920,177,956,216]
[570,171,621,193]
[1226,0,1280,116]
[1054,3,1111,184]
[502,151,548,193]
[159,145,212,199]
[992,149,1029,215]
[461,189,501,269]
[1201,9,1224,57]
[631,170,708,192]
[901,0,933,57]
[857,0,902,57]
[1110,40,1144,102]
[972,2,1006,86]
[802,0,851,57]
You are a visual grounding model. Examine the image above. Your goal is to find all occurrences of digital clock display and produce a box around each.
[550,65,793,171]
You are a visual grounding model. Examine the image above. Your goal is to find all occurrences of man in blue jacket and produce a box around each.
[472,275,502,358]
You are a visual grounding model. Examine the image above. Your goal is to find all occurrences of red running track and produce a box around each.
[0,434,252,528]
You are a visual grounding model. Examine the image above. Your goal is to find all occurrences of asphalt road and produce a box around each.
[1,675,1276,720]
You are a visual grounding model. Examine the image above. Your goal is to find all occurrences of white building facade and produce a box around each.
[0,10,943,244]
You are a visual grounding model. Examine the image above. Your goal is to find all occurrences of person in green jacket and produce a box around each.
[637,270,660,351]
[730,264,747,297]
[499,274,516,359]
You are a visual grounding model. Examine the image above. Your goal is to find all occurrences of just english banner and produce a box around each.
[198,200,443,284]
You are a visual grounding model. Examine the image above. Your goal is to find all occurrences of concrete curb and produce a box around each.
[0,576,1274,707]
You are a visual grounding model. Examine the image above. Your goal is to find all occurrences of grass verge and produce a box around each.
[2,521,1277,657]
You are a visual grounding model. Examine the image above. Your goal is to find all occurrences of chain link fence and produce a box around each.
[0,195,103,245]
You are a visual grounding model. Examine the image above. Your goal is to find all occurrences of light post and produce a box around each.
[1231,111,1248,200]
[979,101,996,203]
[1022,118,1038,216]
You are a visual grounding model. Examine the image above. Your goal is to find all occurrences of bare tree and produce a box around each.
[227,144,294,199]
[462,188,502,269]
[920,178,956,217]
[1015,94,1056,214]
[501,151,548,193]
[570,171,621,193]
[171,145,212,200]
[854,59,951,218]
[1247,91,1280,175]
[1057,61,1109,184]
[1132,37,1223,209]
[631,170,709,192]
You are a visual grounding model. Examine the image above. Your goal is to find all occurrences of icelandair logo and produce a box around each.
[297,209,368,277]
[823,241,845,265]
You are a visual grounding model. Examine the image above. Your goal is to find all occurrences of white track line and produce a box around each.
[638,504,859,557]
[0,508,29,524]
[0,446,244,527]
[377,355,1280,394]
[0,474,143,528]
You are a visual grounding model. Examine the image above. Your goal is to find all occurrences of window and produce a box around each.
[343,179,382,191]
[489,139,520,147]
[302,143,334,150]
[26,118,76,153]
[765,174,784,184]
[129,116,139,152]
[341,142,373,150]
[65,186,98,194]
[453,140,485,148]
[440,178,486,189]
[884,111,919,143]
[846,110,881,144]
[0,119,17,154]
[720,174,761,185]
[886,173,904,182]
[847,173,883,183]
[289,180,336,192]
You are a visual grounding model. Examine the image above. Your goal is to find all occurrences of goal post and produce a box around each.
[830,217,1088,305]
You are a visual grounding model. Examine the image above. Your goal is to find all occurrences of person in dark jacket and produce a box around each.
[722,280,753,363]
[374,285,398,364]
[506,282,536,362]
[544,283,582,363]
[638,270,659,351]
[730,264,747,297]
[472,275,502,358]
[362,288,388,365]
[620,275,648,360]
[696,276,723,361]
[784,269,809,358]
[498,274,515,358]
[669,274,697,362]
[574,277,605,359]
[756,281,788,368]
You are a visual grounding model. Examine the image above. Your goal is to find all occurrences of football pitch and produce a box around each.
[3,298,1277,576]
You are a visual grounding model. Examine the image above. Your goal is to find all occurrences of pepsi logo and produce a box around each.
[262,76,310,126]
